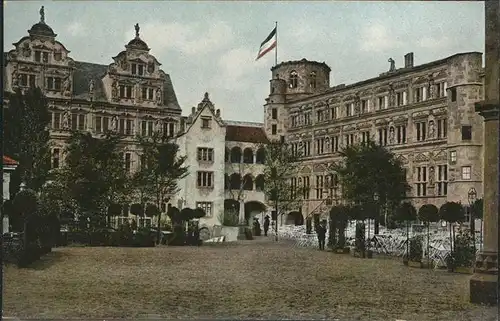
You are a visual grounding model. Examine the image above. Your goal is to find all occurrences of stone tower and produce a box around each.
[445,52,484,202]
[264,59,331,142]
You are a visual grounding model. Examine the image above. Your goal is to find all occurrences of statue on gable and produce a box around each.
[388,58,396,72]
[22,43,32,57]
[155,119,162,132]
[428,75,436,99]
[40,6,45,24]
[89,79,95,95]
[111,116,118,132]
[156,88,162,105]
[135,23,140,38]
[62,111,70,129]
[389,126,395,144]
[428,120,436,139]
[63,75,71,96]
[111,80,119,99]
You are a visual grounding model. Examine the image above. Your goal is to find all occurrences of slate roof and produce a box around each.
[3,156,18,166]
[72,61,108,101]
[225,125,269,144]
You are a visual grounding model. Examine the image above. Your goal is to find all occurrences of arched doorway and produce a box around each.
[286,211,304,226]
[244,201,266,224]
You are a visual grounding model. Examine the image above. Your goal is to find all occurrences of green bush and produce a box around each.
[409,236,423,262]
[451,229,475,268]
[133,227,155,247]
[115,222,134,246]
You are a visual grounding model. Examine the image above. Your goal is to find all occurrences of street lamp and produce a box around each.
[467,187,477,254]
[370,192,379,241]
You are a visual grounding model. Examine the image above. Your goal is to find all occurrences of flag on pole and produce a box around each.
[256,27,277,61]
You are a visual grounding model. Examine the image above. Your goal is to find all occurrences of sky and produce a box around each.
[4,1,484,123]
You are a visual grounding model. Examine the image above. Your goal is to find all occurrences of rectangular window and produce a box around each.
[119,86,125,98]
[53,112,61,130]
[131,64,137,75]
[415,87,424,102]
[138,65,144,76]
[302,176,310,199]
[396,125,407,144]
[396,92,404,106]
[95,116,102,133]
[315,138,325,155]
[46,77,62,90]
[331,136,339,152]
[344,134,355,147]
[416,122,427,142]
[315,175,324,199]
[450,88,457,102]
[141,121,147,136]
[461,125,472,140]
[359,100,367,114]
[345,104,352,117]
[415,166,427,197]
[462,166,471,180]
[437,164,448,196]
[197,148,214,162]
[71,113,78,130]
[119,119,125,134]
[29,75,36,88]
[437,119,447,138]
[169,123,175,137]
[316,110,324,122]
[148,88,154,100]
[126,86,132,98]
[196,202,213,217]
[271,124,277,135]
[78,114,85,130]
[331,106,337,119]
[202,117,211,129]
[197,171,214,188]
[378,96,385,110]
[361,131,370,143]
[20,74,28,87]
[304,112,311,125]
[35,51,41,62]
[302,141,311,156]
[271,108,277,120]
[147,121,153,136]
[436,82,445,98]
[124,153,131,172]
[52,148,60,169]
[378,128,388,146]
[450,151,457,164]
[126,120,133,135]
[103,117,109,132]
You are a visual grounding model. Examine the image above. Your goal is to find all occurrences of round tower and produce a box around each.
[445,52,484,203]
[264,59,331,141]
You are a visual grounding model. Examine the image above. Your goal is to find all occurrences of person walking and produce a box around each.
[263,215,270,236]
[317,221,327,250]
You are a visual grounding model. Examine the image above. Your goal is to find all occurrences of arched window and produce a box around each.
[229,173,241,190]
[289,71,298,89]
[310,71,317,88]
[243,148,254,164]
[255,175,265,191]
[243,174,253,190]
[256,148,266,164]
[230,147,242,163]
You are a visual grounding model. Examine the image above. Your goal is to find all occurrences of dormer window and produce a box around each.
[46,77,62,90]
[142,87,154,100]
[289,71,298,89]
[131,63,145,76]
[201,117,212,129]
[119,85,133,98]
[20,74,36,88]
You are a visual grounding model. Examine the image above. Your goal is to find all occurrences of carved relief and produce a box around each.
[111,116,118,132]
[427,75,436,99]
[412,111,430,120]
[301,166,312,174]
[431,107,447,116]
[414,153,429,163]
[428,120,436,139]
[62,111,71,129]
[111,80,119,100]
[389,126,395,144]
[428,166,435,186]
[432,150,447,162]
[313,164,326,173]
[22,43,31,57]
[388,83,396,107]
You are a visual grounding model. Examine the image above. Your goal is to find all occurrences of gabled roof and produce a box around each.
[225,125,269,144]
[3,156,18,166]
[72,61,108,101]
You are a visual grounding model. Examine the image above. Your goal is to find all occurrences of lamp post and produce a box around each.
[370,192,379,242]
[467,187,477,255]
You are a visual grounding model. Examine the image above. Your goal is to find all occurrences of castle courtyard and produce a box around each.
[3,239,496,321]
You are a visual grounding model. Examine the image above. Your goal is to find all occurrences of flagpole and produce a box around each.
[275,21,278,67]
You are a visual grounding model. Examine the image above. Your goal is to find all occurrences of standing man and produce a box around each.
[317,221,327,250]
[263,215,270,236]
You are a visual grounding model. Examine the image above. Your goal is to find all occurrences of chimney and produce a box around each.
[404,52,414,68]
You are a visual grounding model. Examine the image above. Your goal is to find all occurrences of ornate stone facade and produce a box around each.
[264,53,486,219]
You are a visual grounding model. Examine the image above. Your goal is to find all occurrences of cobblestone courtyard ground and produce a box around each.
[3,237,497,320]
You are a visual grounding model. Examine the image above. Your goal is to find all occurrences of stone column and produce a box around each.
[237,199,247,240]
[469,0,499,306]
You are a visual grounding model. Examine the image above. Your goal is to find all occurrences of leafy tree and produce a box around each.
[439,201,465,254]
[145,203,160,218]
[418,204,439,266]
[471,198,483,250]
[329,205,349,248]
[135,131,189,243]
[130,203,144,219]
[56,131,129,230]
[395,202,417,261]
[4,87,52,194]
[330,141,410,234]
[262,139,305,241]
